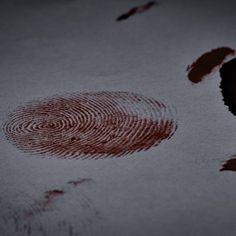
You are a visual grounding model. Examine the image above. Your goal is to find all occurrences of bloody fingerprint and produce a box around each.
[2,91,177,159]
[187,47,235,83]
[116,1,157,21]
[219,58,236,116]
[220,156,236,172]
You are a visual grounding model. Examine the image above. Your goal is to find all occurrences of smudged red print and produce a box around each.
[116,1,157,21]
[220,156,236,172]
[187,47,235,83]
[3,91,177,159]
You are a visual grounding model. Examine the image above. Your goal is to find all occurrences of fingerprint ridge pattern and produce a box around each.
[3,91,177,159]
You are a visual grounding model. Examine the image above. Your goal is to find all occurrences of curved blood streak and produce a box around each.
[187,47,235,83]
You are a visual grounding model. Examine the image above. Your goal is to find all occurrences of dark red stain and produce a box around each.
[3,91,177,159]
[116,1,157,21]
[187,47,235,83]
[219,58,236,116]
[220,157,236,171]
[67,178,92,187]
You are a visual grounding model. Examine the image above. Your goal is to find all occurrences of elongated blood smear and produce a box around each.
[3,91,177,159]
[187,47,235,83]
[116,1,157,21]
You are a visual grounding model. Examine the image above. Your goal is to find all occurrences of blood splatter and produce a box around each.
[116,1,157,21]
[219,57,236,116]
[187,47,235,83]
[3,91,177,159]
[220,156,236,172]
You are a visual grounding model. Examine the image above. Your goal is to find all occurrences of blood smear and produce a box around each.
[116,1,157,21]
[187,47,235,83]
[3,91,177,159]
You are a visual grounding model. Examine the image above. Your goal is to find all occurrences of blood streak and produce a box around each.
[187,47,235,83]
[3,91,177,159]
[116,1,157,21]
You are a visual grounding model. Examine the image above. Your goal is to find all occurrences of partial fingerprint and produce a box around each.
[3,91,177,159]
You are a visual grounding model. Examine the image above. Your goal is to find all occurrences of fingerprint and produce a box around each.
[187,47,235,83]
[3,91,177,159]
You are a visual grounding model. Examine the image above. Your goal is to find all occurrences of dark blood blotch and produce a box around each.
[220,156,236,172]
[219,57,236,116]
[187,47,235,83]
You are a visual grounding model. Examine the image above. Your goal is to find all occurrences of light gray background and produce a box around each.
[1,0,236,235]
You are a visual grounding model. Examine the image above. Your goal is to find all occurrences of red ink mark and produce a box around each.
[187,47,235,83]
[116,1,157,21]
[220,156,236,172]
[3,91,177,159]
[68,178,92,187]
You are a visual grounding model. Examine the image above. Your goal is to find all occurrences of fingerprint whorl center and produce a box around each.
[3,91,177,159]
